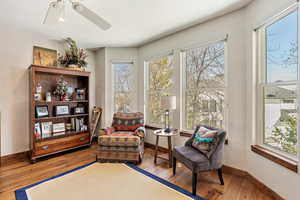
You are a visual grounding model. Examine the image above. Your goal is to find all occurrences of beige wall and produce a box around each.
[94,47,139,127]
[0,25,96,156]
[138,9,247,170]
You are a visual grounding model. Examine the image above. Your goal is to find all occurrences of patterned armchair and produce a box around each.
[97,112,145,164]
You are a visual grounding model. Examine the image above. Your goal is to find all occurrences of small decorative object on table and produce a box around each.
[58,38,88,71]
[53,76,69,101]
[153,129,178,168]
[54,105,70,116]
[35,105,49,118]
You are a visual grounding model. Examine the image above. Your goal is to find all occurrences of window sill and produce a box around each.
[251,145,298,173]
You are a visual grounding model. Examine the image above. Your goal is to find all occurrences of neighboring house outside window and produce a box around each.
[256,8,298,156]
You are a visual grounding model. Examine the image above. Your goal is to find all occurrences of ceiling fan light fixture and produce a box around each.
[43,0,111,30]
[58,3,66,22]
[43,0,65,24]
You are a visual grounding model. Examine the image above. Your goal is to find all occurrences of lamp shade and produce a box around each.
[161,96,176,110]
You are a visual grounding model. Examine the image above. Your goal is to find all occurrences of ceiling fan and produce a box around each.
[43,0,111,30]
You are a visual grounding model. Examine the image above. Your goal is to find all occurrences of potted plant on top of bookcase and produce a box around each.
[58,38,88,71]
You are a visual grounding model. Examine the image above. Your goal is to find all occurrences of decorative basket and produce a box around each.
[67,64,85,72]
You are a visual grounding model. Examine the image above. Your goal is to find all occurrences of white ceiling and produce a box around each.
[0,0,253,48]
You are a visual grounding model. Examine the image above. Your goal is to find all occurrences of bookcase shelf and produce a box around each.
[29,65,91,162]
[35,100,89,105]
[35,114,89,121]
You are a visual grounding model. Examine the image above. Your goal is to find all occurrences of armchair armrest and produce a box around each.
[134,126,146,138]
[99,127,115,136]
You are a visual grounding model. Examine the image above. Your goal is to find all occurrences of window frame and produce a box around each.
[180,40,228,132]
[144,52,175,128]
[111,60,135,113]
[255,4,300,160]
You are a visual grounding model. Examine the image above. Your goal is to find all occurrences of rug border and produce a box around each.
[15,162,205,200]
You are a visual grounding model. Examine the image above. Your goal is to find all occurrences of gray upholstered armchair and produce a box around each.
[172,125,226,195]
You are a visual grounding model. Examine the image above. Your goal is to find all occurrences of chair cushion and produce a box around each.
[173,146,210,172]
[112,112,144,131]
[191,126,218,158]
[98,135,140,147]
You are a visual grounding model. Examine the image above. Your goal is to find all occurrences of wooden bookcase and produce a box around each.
[29,65,91,162]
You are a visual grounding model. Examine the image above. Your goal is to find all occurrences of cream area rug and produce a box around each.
[15,162,204,200]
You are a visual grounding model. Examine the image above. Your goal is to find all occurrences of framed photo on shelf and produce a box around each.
[53,123,65,133]
[54,105,70,116]
[74,107,85,114]
[41,121,52,138]
[35,105,49,118]
[75,88,86,100]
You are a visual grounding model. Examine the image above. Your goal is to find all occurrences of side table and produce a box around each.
[152,129,178,168]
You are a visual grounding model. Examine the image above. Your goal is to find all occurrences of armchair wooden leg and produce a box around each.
[173,157,176,175]
[192,172,197,196]
[218,168,224,185]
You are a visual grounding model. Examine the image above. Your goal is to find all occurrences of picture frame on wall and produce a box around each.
[33,46,57,67]
[35,105,49,118]
[54,105,70,116]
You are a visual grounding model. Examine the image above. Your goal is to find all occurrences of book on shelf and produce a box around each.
[70,117,87,132]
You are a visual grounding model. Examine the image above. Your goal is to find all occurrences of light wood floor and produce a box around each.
[0,146,273,200]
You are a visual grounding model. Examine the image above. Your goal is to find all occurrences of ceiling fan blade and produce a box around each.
[43,1,65,24]
[72,2,111,30]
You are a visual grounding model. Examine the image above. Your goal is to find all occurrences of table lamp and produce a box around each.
[161,95,176,133]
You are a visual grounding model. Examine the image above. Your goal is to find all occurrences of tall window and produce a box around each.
[145,55,174,126]
[257,9,298,155]
[113,62,134,112]
[182,42,226,130]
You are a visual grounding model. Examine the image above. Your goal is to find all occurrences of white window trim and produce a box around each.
[255,4,300,161]
[144,52,175,128]
[111,60,135,113]
[180,39,229,132]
